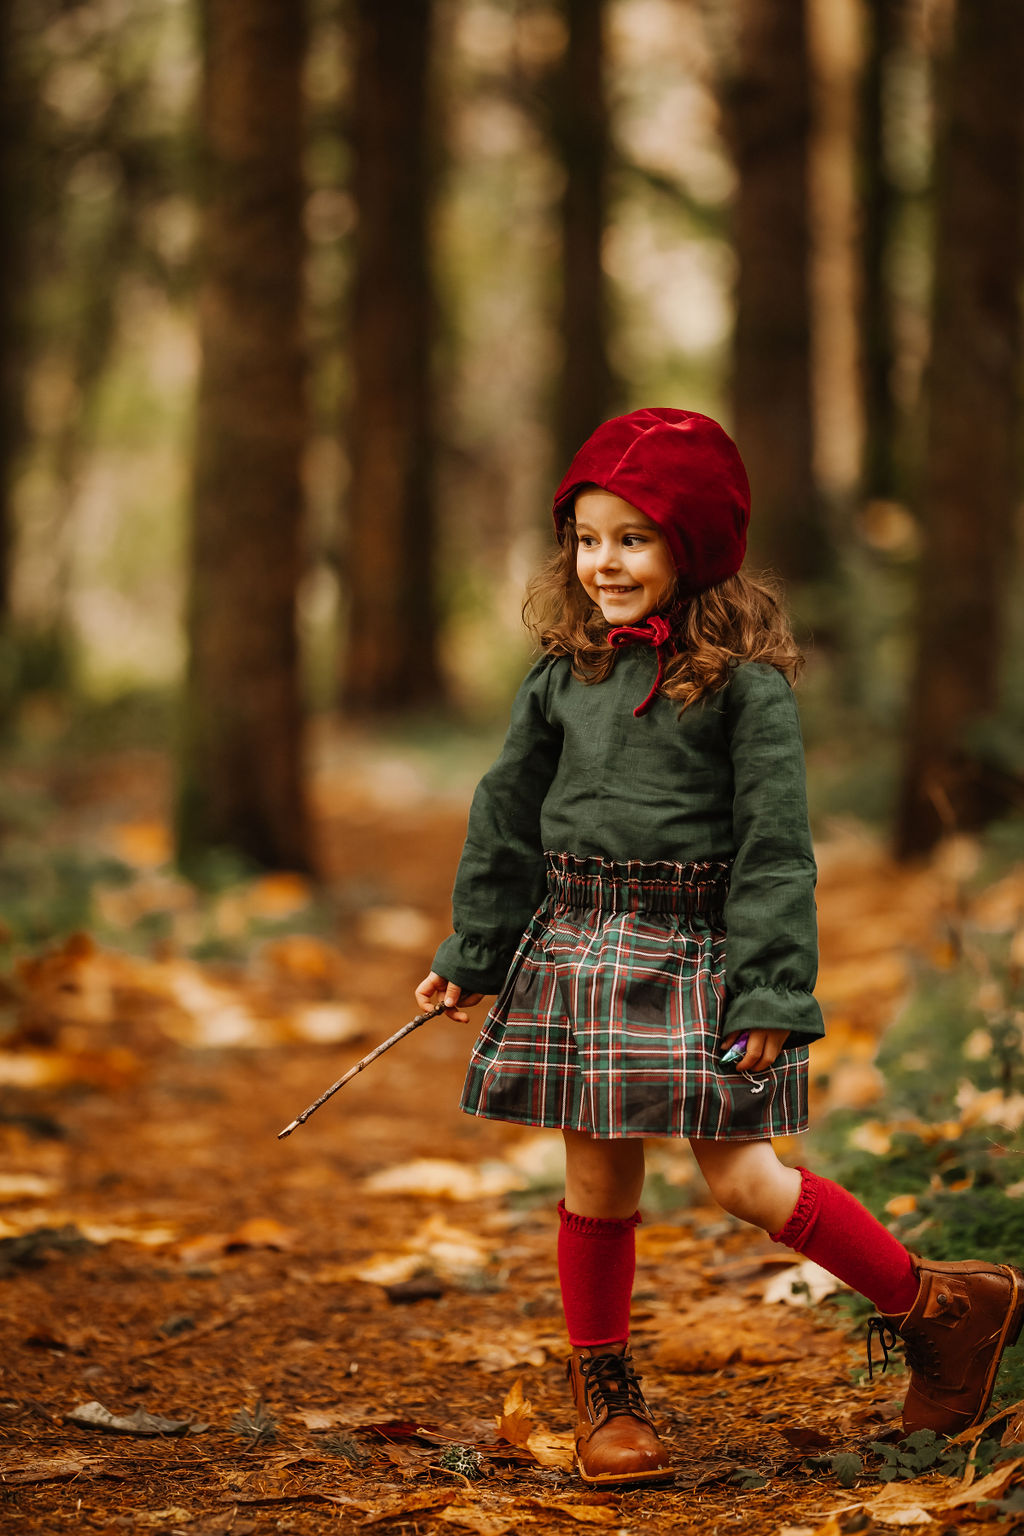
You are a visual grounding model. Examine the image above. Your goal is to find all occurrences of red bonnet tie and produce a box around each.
[607,613,673,718]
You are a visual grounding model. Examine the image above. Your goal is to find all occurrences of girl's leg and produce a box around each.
[563,1127,645,1220]
[690,1139,917,1314]
[691,1138,1024,1437]
[560,1130,645,1347]
[560,1131,671,1484]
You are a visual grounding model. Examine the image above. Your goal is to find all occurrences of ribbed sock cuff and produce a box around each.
[770,1166,819,1247]
[558,1198,642,1234]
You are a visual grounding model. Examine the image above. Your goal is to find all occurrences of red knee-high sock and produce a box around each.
[771,1167,919,1315]
[557,1200,640,1348]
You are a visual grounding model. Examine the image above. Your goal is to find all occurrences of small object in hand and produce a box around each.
[720,1032,750,1067]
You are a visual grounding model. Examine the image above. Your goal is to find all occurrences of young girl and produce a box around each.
[415,408,1023,1486]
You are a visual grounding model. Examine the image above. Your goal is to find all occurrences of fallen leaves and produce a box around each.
[494,1378,534,1447]
[64,1400,206,1437]
[362,1157,525,1202]
[493,1379,575,1471]
[172,1216,298,1266]
[0,1452,106,1485]
[326,1212,495,1288]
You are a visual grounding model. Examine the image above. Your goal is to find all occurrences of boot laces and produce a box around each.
[866,1317,940,1381]
[865,1316,899,1380]
[581,1352,651,1422]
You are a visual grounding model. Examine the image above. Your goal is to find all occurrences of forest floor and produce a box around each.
[2,732,1024,1536]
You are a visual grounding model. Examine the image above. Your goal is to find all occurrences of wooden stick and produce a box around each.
[276,1002,448,1139]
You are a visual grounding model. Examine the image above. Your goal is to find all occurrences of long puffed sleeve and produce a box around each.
[431,657,563,994]
[722,663,824,1044]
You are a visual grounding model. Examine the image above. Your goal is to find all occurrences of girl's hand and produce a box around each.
[721,1027,788,1073]
[414,972,483,1023]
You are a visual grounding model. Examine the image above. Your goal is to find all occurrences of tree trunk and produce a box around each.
[178,0,311,874]
[550,0,615,473]
[341,0,442,714]
[0,0,21,627]
[859,0,903,502]
[727,0,828,582]
[895,0,1024,858]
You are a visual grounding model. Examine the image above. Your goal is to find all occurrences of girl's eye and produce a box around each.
[623,535,647,547]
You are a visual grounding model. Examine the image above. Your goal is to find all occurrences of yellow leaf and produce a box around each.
[495,1378,535,1447]
[524,1428,575,1469]
[884,1194,917,1218]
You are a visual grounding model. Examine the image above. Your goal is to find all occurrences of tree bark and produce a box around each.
[178,0,311,873]
[859,0,903,502]
[727,0,828,582]
[0,0,21,627]
[895,0,1024,858]
[550,0,615,473]
[342,0,442,713]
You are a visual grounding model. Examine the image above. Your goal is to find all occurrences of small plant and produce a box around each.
[316,1432,368,1465]
[231,1399,277,1444]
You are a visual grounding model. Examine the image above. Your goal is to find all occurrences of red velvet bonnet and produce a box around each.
[552,408,751,597]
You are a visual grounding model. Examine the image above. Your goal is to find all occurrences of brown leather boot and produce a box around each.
[566,1344,673,1486]
[867,1257,1024,1435]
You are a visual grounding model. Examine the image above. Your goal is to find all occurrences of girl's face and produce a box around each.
[574,489,676,625]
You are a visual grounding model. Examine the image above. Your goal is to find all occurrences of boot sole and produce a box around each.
[965,1263,1024,1431]
[576,1455,676,1487]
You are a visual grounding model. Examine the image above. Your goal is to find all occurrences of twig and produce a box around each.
[276,1002,448,1139]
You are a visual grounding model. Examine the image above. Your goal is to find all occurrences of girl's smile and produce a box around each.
[574,489,676,626]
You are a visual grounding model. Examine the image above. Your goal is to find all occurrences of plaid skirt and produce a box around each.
[460,851,809,1141]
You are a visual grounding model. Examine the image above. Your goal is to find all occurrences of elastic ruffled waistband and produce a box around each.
[544,850,730,917]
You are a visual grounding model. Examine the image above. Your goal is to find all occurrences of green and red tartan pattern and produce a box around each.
[460,852,809,1141]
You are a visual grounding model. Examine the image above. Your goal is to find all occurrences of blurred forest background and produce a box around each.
[1,0,1023,882]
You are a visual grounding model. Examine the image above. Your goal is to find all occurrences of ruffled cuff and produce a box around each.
[431,932,512,997]
[724,985,824,1045]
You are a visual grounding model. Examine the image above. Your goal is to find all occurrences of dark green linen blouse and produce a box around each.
[432,650,825,1045]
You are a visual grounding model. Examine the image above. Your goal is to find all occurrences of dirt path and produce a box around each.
[0,779,1019,1534]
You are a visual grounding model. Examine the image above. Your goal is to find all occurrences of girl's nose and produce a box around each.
[596,543,621,570]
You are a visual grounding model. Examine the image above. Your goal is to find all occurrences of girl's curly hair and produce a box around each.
[522,522,803,710]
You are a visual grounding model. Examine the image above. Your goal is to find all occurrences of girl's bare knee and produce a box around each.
[690,1139,800,1231]
[562,1130,645,1218]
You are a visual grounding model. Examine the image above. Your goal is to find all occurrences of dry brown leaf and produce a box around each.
[378,1442,438,1478]
[857,1480,947,1526]
[443,1329,548,1372]
[0,1172,60,1202]
[173,1217,297,1264]
[293,1408,344,1431]
[359,1488,458,1525]
[779,1425,834,1452]
[224,1217,297,1251]
[362,1158,523,1202]
[524,1500,619,1524]
[940,1459,1023,1510]
[495,1378,535,1448]
[0,1453,104,1485]
[524,1427,575,1469]
[440,1506,529,1536]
